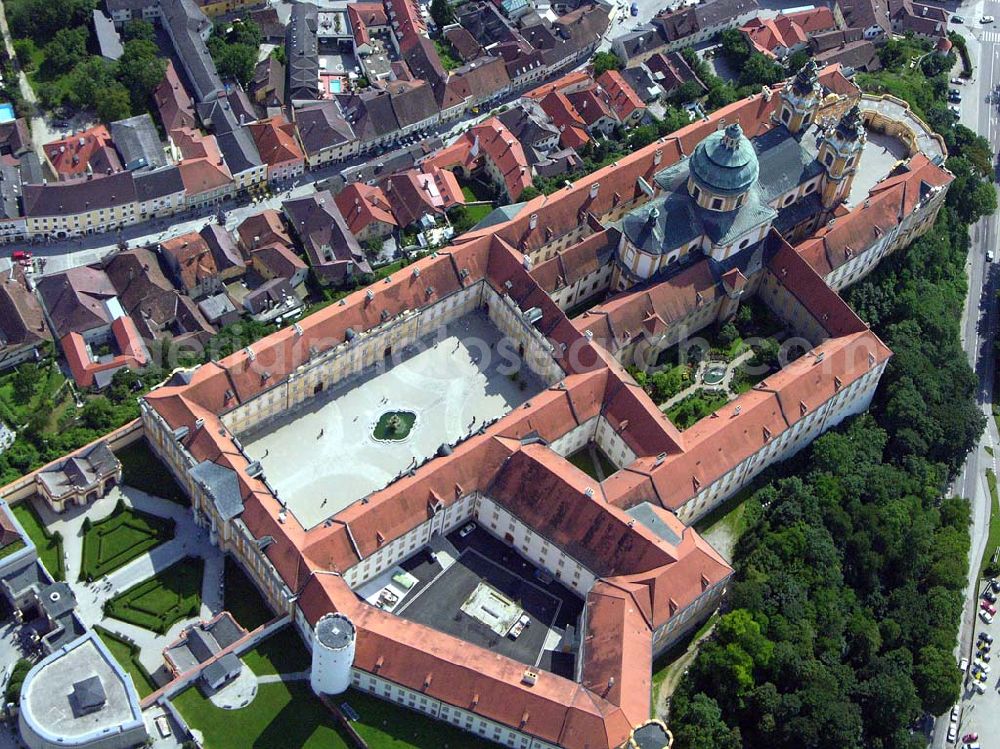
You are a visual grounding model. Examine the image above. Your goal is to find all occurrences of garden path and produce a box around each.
[658,349,755,412]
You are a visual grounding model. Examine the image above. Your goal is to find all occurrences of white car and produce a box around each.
[981,610,994,624]
[983,15,995,23]
[948,725,958,744]
[960,657,970,672]
[975,659,991,673]
[950,705,961,723]
[458,522,477,538]
[987,251,995,263]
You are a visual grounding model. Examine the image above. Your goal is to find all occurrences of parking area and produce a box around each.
[949,578,1000,746]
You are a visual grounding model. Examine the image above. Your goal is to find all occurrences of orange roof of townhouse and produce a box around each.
[248,115,305,168]
[566,87,615,128]
[524,69,592,100]
[469,118,533,200]
[154,60,197,136]
[347,2,387,46]
[597,70,645,121]
[740,8,836,57]
[62,315,148,388]
[334,182,398,235]
[538,91,590,149]
[44,126,120,180]
[236,209,292,251]
[160,231,220,294]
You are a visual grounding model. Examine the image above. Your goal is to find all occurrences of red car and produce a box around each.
[11,250,31,261]
[963,733,979,743]
[981,600,997,615]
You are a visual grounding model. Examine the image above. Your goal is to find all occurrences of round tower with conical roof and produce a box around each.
[778,59,821,135]
[817,104,866,208]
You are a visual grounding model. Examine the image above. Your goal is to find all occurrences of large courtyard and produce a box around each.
[242,313,545,528]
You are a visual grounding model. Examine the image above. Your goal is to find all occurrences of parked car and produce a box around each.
[963,733,979,743]
[952,14,964,22]
[983,588,997,602]
[982,15,994,23]
[988,250,995,262]
[630,1,638,14]
[952,78,966,85]
[948,724,958,744]
[981,610,994,624]
[11,250,30,261]
[980,600,996,614]
[458,522,476,538]
[950,705,961,723]
[960,657,970,671]
[976,658,991,672]
[980,632,994,644]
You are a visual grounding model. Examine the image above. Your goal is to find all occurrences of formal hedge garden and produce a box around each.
[80,501,175,581]
[104,557,204,634]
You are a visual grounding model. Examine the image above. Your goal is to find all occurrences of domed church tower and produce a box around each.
[817,104,866,208]
[686,122,758,213]
[778,59,821,135]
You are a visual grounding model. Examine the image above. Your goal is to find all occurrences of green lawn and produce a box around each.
[981,470,1000,579]
[567,444,618,481]
[666,389,731,430]
[105,557,204,634]
[174,682,497,749]
[95,626,158,698]
[462,202,494,224]
[174,681,351,749]
[223,557,274,631]
[0,539,25,560]
[116,438,189,506]
[80,506,175,581]
[12,503,64,581]
[241,627,311,676]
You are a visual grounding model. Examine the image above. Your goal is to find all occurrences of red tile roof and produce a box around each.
[596,70,646,121]
[334,182,398,235]
[248,115,305,169]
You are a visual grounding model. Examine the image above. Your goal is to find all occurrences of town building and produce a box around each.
[35,442,121,512]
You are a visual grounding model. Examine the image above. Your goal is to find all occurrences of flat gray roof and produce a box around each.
[20,632,144,744]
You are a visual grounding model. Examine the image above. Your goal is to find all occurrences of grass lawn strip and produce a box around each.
[173,682,498,749]
[105,557,203,634]
[12,503,64,581]
[222,556,273,631]
[80,506,175,580]
[174,681,351,749]
[241,627,311,676]
[666,389,731,430]
[94,626,157,698]
[981,469,1000,579]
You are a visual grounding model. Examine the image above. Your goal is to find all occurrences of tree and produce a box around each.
[42,26,88,76]
[81,397,116,431]
[271,45,286,65]
[672,693,742,749]
[230,17,263,48]
[95,82,132,122]
[430,0,453,28]
[786,50,810,74]
[738,52,784,88]
[672,79,704,104]
[591,51,622,76]
[117,38,167,110]
[123,19,155,42]
[519,185,541,201]
[11,363,38,402]
[719,28,751,62]
[215,44,257,86]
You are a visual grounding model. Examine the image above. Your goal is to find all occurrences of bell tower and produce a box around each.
[778,59,820,135]
[817,105,866,208]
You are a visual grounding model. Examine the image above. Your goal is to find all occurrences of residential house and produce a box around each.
[236,209,292,253]
[154,60,198,137]
[93,10,123,60]
[496,101,561,165]
[134,165,187,219]
[0,270,51,370]
[251,57,285,109]
[22,171,140,239]
[740,7,839,59]
[283,191,371,286]
[338,90,401,152]
[43,126,121,181]
[248,116,306,184]
[198,99,267,192]
[287,2,321,103]
[596,70,646,126]
[199,224,246,281]
[110,114,168,172]
[334,182,397,241]
[379,167,464,228]
[173,128,235,207]
[251,244,309,287]
[613,0,760,62]
[642,50,706,99]
[294,101,359,167]
[36,267,122,343]
[160,231,225,299]
[242,277,303,321]
[103,247,215,346]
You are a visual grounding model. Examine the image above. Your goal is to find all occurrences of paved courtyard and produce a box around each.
[846,130,910,207]
[243,313,543,528]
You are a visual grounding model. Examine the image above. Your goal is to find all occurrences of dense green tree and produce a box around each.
[80,397,116,431]
[213,42,257,86]
[671,693,742,749]
[10,364,38,402]
[95,82,132,122]
[123,19,155,42]
[591,51,623,76]
[430,0,453,28]
[671,79,704,104]
[42,26,88,76]
[117,38,167,110]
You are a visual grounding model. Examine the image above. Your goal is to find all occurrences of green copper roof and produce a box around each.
[689,123,759,197]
